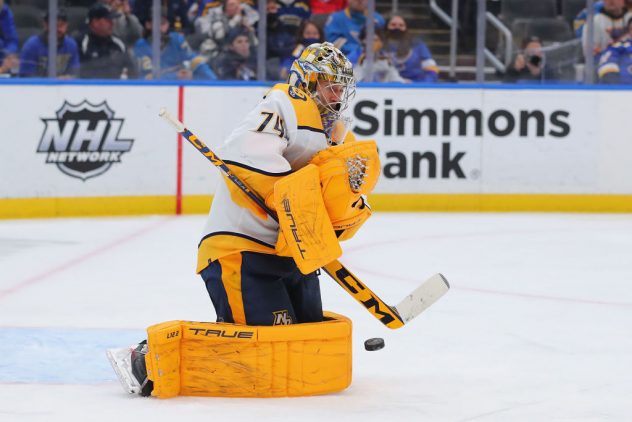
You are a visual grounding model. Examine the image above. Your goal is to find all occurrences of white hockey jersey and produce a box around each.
[196,83,331,272]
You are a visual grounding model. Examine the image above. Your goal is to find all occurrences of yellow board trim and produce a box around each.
[367,194,632,213]
[2,193,632,219]
[182,194,213,214]
[0,195,178,219]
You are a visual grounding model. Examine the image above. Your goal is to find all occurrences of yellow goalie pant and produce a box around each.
[144,311,352,398]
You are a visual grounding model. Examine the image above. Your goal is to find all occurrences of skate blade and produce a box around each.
[106,347,141,395]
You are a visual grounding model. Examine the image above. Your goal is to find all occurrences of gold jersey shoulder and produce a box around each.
[268,83,324,130]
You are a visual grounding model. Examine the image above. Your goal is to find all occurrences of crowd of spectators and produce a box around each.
[4,0,632,84]
[581,0,632,84]
[501,0,632,84]
[0,0,439,83]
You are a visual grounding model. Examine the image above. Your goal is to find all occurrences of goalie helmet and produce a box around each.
[288,42,356,135]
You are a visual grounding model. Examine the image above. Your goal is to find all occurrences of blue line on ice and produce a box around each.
[0,327,145,383]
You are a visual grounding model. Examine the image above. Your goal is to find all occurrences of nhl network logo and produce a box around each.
[37,100,134,180]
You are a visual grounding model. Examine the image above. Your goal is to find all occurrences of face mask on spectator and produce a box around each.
[387,28,406,39]
[610,27,626,41]
[302,38,321,46]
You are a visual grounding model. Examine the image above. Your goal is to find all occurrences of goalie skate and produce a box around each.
[106,347,141,394]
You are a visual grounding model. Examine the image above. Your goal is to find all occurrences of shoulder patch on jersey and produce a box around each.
[271,83,323,131]
[288,86,307,101]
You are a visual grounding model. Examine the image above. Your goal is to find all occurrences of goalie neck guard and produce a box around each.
[287,42,356,137]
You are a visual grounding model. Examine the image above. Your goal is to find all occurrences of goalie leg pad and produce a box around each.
[144,312,352,398]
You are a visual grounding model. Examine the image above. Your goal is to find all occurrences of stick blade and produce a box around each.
[394,274,450,323]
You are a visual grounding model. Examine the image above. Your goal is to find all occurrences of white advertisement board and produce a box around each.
[1,83,631,209]
[182,85,632,195]
[0,84,178,198]
[181,85,267,196]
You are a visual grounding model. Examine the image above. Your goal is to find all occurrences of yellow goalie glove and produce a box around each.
[309,140,380,240]
[269,140,380,273]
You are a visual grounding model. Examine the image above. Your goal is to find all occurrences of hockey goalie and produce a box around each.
[108,42,381,398]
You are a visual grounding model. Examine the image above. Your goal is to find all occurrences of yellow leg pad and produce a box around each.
[145,311,352,398]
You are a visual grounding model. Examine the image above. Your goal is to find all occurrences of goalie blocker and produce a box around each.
[272,140,380,274]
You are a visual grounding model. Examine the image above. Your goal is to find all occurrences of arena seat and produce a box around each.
[560,0,587,24]
[11,5,44,29]
[17,26,41,48]
[15,0,48,11]
[524,18,574,44]
[66,7,88,33]
[500,0,558,24]
[310,13,329,30]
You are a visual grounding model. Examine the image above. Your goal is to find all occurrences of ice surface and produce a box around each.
[1,213,631,421]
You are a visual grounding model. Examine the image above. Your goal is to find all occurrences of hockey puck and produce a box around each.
[364,337,385,351]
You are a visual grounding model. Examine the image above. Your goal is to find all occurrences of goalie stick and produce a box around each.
[159,108,449,329]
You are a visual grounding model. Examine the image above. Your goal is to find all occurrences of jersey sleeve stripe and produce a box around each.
[224,159,294,176]
[198,231,276,249]
[297,125,326,134]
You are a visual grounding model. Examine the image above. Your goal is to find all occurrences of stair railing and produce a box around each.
[429,0,459,79]
[485,11,513,71]
[429,0,511,77]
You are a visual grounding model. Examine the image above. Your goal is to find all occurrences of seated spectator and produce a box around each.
[383,14,438,83]
[195,0,258,61]
[279,19,323,79]
[354,27,405,83]
[107,0,144,47]
[189,0,248,32]
[0,51,17,77]
[310,0,346,15]
[0,0,18,67]
[135,0,192,33]
[19,9,80,78]
[503,36,558,83]
[77,4,136,79]
[324,0,384,64]
[574,0,604,37]
[598,17,632,83]
[133,8,216,80]
[189,0,223,20]
[212,26,256,80]
[267,0,311,60]
[582,0,631,59]
[575,0,632,36]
